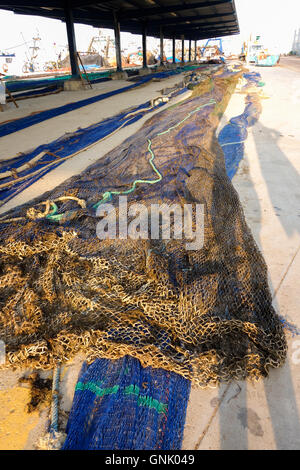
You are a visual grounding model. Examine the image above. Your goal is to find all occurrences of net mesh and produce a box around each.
[0,69,287,386]
[62,356,191,450]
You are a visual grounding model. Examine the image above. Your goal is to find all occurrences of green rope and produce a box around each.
[46,98,217,220]
[75,381,168,414]
[156,99,216,137]
[93,138,162,209]
[93,98,216,210]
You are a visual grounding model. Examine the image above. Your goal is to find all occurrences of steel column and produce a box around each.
[142,23,147,68]
[160,26,164,65]
[113,12,122,72]
[64,0,80,77]
[172,35,176,64]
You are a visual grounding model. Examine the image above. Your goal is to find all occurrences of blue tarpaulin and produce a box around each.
[0,67,188,138]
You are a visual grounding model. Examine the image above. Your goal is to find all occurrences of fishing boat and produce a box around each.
[244,36,280,67]
[0,52,17,76]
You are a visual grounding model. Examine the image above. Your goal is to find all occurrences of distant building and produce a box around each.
[292,29,300,55]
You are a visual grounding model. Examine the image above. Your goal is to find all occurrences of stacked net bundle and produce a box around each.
[0,70,286,386]
[62,356,190,450]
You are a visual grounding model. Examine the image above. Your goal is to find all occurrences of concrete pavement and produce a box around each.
[279,56,300,73]
[182,64,300,450]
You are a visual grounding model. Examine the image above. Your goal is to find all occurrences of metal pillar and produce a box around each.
[64,0,80,77]
[160,26,164,65]
[181,37,185,63]
[142,23,147,68]
[188,40,192,62]
[172,35,176,64]
[113,12,122,72]
[194,40,197,61]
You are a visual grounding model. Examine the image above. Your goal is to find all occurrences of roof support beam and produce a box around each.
[113,12,122,72]
[165,23,237,33]
[0,0,62,6]
[119,0,233,19]
[3,7,235,30]
[0,1,239,41]
[172,35,176,64]
[177,18,236,27]
[60,17,237,40]
[142,23,147,69]
[64,0,80,77]
[149,12,234,26]
[181,36,184,64]
[160,25,164,65]
[167,26,237,37]
[71,0,102,7]
[191,31,237,40]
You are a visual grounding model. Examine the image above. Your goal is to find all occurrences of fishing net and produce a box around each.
[0,69,287,386]
[62,356,190,450]
[0,86,186,206]
[218,93,262,179]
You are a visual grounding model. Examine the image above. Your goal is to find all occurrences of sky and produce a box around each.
[0,0,299,66]
[234,0,300,52]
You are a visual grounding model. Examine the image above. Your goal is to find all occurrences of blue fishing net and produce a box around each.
[0,87,186,206]
[242,71,265,88]
[62,356,191,450]
[0,66,197,138]
[218,93,262,179]
[5,72,111,94]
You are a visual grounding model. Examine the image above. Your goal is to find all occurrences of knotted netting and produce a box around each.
[62,356,190,450]
[0,70,286,386]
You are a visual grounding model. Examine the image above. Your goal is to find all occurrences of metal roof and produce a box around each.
[0,1,239,40]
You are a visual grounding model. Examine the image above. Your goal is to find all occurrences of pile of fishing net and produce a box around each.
[61,356,190,450]
[0,69,286,386]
